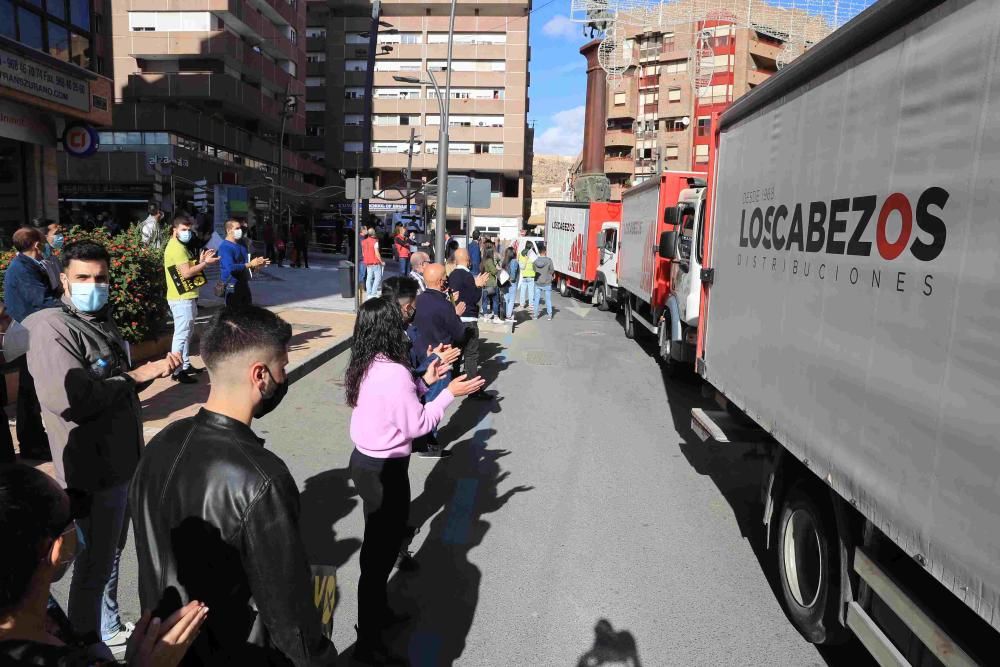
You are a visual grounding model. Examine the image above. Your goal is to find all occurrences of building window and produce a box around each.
[695,144,709,163]
[427,32,506,45]
[47,22,69,59]
[345,87,365,99]
[613,92,626,106]
[306,27,326,38]
[667,87,681,102]
[287,27,297,45]
[697,116,711,136]
[17,7,43,49]
[663,59,687,75]
[68,0,88,30]
[373,87,419,99]
[306,101,326,111]
[128,11,216,31]
[662,31,675,50]
[345,60,367,71]
[344,142,363,153]
[306,125,325,137]
[306,77,325,87]
[665,145,679,159]
[344,114,363,125]
[45,0,64,20]
[307,52,326,63]
[373,60,421,72]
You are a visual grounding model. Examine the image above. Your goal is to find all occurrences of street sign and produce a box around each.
[447,176,491,209]
[345,177,374,200]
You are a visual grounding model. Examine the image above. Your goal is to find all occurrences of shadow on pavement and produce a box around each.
[300,466,363,571]
[631,334,876,667]
[575,619,643,667]
[138,376,212,422]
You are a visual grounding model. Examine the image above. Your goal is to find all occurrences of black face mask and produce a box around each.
[254,367,289,418]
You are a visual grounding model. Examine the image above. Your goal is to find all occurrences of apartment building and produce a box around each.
[56,0,322,224]
[306,0,532,232]
[591,15,814,200]
[1,0,113,238]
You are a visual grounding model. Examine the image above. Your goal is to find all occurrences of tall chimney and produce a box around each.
[580,39,607,175]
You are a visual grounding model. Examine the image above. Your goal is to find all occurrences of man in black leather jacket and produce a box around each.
[128,307,337,665]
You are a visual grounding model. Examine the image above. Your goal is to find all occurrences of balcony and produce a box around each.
[605,129,635,147]
[643,103,659,114]
[125,73,302,132]
[608,99,636,120]
[604,156,633,175]
[639,75,658,89]
[747,69,771,87]
[749,36,783,64]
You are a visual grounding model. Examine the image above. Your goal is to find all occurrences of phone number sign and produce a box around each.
[0,48,90,113]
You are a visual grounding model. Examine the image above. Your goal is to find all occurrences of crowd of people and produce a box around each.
[0,209,552,665]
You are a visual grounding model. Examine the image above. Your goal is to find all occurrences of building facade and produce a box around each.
[588,18,792,200]
[1,0,113,239]
[56,0,322,227]
[306,0,532,233]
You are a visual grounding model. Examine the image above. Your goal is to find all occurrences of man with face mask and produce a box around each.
[23,240,181,656]
[164,214,219,384]
[218,219,268,308]
[4,227,59,461]
[129,306,338,666]
[36,220,64,292]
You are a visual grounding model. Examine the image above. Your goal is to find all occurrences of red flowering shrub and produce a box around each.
[0,226,168,343]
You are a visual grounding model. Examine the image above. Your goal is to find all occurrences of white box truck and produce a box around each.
[543,201,622,300]
[690,0,1000,662]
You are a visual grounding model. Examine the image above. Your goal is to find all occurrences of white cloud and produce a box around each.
[542,15,581,40]
[534,106,585,157]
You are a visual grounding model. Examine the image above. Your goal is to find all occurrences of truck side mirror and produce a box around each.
[664,207,679,225]
[659,231,677,259]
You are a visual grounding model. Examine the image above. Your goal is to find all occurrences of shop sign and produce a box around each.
[0,98,55,145]
[0,48,90,112]
[146,155,190,168]
[63,122,99,157]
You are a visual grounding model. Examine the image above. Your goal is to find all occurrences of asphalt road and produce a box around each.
[55,290,875,666]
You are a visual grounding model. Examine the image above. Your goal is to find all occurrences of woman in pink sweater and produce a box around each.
[344,298,483,663]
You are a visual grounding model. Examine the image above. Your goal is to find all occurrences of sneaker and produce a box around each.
[418,445,452,459]
[492,316,503,324]
[187,365,207,375]
[547,315,553,321]
[172,370,197,384]
[104,621,135,655]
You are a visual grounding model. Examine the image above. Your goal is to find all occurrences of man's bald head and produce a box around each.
[423,263,446,290]
[454,248,470,268]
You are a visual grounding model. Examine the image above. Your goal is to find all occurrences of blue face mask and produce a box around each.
[178,230,193,244]
[70,282,109,313]
[52,234,64,250]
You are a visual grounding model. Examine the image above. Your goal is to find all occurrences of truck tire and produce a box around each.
[623,297,636,339]
[595,283,610,312]
[775,480,846,645]
[658,323,682,378]
[559,277,570,298]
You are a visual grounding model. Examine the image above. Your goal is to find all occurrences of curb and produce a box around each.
[287,336,353,385]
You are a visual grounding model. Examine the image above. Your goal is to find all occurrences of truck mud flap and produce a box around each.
[691,408,774,445]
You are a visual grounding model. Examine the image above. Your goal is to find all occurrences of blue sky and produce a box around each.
[528,2,591,157]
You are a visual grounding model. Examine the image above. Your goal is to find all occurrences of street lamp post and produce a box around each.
[275,89,297,236]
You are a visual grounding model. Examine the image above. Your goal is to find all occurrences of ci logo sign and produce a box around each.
[62,123,99,157]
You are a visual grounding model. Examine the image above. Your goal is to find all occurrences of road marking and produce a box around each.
[412,332,512,665]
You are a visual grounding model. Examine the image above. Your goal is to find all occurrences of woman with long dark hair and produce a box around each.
[344,298,483,663]
[502,246,520,322]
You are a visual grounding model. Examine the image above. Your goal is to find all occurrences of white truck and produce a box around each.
[690,0,999,662]
[543,201,622,300]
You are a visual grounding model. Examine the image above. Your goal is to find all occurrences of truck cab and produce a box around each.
[593,222,620,311]
[664,186,707,369]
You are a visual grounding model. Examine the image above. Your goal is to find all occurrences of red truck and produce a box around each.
[614,171,706,357]
[543,201,622,301]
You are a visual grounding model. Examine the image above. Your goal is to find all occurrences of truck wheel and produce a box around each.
[623,297,635,339]
[559,277,570,298]
[595,284,610,312]
[775,481,845,645]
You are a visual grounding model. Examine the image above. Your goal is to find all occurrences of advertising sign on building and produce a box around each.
[0,98,56,145]
[0,48,91,112]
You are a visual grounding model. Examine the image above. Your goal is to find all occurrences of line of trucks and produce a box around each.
[543,1,998,662]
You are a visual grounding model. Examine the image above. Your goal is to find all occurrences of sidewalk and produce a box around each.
[17,306,355,477]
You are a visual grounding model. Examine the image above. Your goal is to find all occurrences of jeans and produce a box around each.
[399,257,410,276]
[518,277,535,310]
[505,283,518,319]
[533,283,553,318]
[168,299,198,370]
[349,450,410,640]
[365,263,383,298]
[293,241,309,268]
[481,289,499,317]
[68,483,129,641]
[461,321,480,377]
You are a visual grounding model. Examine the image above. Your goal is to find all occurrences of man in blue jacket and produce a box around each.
[448,248,490,398]
[469,229,482,275]
[5,227,57,460]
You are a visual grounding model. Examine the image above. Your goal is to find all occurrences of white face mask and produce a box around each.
[3,320,30,362]
[233,228,244,240]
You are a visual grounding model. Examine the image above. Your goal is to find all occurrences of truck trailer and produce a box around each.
[543,201,622,301]
[690,0,1000,662]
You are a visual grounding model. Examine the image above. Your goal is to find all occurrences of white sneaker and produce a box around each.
[104,621,136,655]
